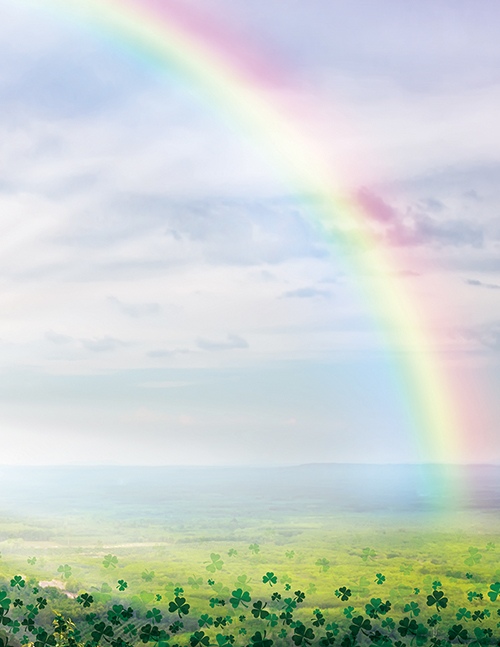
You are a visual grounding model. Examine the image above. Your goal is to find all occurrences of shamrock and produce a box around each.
[91,622,114,643]
[448,624,468,642]
[349,616,372,637]
[190,631,210,647]
[205,554,224,573]
[470,627,490,647]
[278,629,287,639]
[188,576,203,590]
[248,544,260,555]
[57,565,72,580]
[103,555,118,569]
[271,592,281,602]
[33,630,56,647]
[486,542,495,551]
[139,625,166,644]
[249,630,273,647]
[198,615,213,628]
[141,569,155,582]
[280,611,294,626]
[146,608,162,624]
[343,607,355,619]
[463,547,482,567]
[381,618,395,631]
[228,549,238,557]
[285,551,295,560]
[10,576,25,591]
[427,590,448,610]
[0,593,11,611]
[432,581,442,591]
[361,547,376,562]
[294,591,305,604]
[13,599,23,608]
[229,589,251,609]
[427,614,441,628]
[466,573,474,580]
[335,587,352,601]
[292,623,315,646]
[169,597,190,618]
[210,598,225,608]
[263,573,277,586]
[398,618,428,645]
[414,588,420,595]
[27,557,37,566]
[315,558,330,573]
[456,608,471,622]
[400,564,413,576]
[76,593,94,608]
[488,582,500,602]
[306,583,316,595]
[155,594,162,602]
[251,601,269,620]
[214,617,227,628]
[117,580,128,591]
[312,611,324,627]
[319,633,336,647]
[375,573,386,585]
[404,602,421,617]
[122,624,137,636]
[215,634,234,647]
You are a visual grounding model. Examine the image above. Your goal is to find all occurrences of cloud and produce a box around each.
[283,287,330,298]
[107,296,161,317]
[45,331,73,345]
[81,336,128,353]
[461,322,500,351]
[357,187,484,248]
[465,279,500,290]
[196,334,249,351]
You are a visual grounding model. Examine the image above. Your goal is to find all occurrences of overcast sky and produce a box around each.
[0,0,499,465]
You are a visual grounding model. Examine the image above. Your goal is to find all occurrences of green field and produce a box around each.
[1,504,500,646]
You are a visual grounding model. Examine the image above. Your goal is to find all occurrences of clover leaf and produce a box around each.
[169,597,190,618]
[229,589,251,609]
[117,580,128,591]
[427,590,448,610]
[361,547,376,562]
[262,573,277,587]
[103,554,118,569]
[57,565,72,580]
[205,554,224,573]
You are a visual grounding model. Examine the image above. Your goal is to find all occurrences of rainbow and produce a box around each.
[41,0,466,495]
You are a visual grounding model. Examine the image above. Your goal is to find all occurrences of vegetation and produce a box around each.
[0,512,500,646]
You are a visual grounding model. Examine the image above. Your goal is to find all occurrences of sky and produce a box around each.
[0,0,499,465]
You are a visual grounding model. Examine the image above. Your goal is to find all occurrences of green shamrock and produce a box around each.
[251,601,269,620]
[235,575,253,591]
[27,557,36,566]
[248,544,260,554]
[486,542,495,551]
[76,593,94,608]
[463,547,482,567]
[229,589,251,609]
[349,616,372,637]
[249,630,273,647]
[141,569,155,582]
[190,631,210,647]
[262,572,277,586]
[169,596,190,618]
[198,614,213,628]
[400,563,413,575]
[146,608,162,624]
[375,573,386,585]
[33,629,56,647]
[361,547,376,562]
[10,576,25,591]
[315,558,330,572]
[427,590,448,610]
[488,582,500,602]
[188,576,203,590]
[117,580,128,591]
[57,564,72,580]
[448,624,468,642]
[404,601,421,617]
[228,549,238,557]
[343,606,355,619]
[285,551,295,560]
[205,554,224,573]
[292,623,315,646]
[335,587,352,601]
[91,622,114,643]
[456,608,471,622]
[306,583,317,595]
[102,554,118,569]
